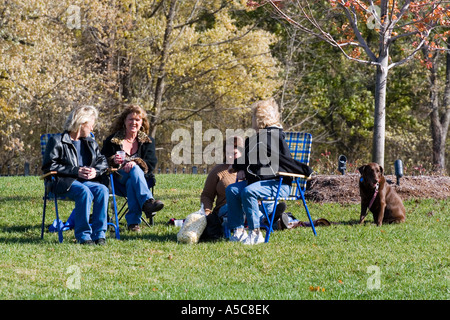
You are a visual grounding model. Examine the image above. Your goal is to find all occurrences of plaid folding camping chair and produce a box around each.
[259,132,317,243]
[40,133,120,243]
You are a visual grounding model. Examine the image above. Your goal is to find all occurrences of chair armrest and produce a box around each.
[276,172,312,180]
[40,171,57,180]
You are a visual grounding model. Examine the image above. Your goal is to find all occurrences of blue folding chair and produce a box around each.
[40,133,120,243]
[259,132,317,242]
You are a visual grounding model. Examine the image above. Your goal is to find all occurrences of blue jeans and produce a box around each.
[63,180,108,242]
[113,166,153,225]
[225,180,290,230]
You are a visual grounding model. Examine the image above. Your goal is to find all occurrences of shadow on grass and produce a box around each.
[0,222,180,244]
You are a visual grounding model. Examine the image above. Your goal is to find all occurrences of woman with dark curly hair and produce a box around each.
[102,104,164,232]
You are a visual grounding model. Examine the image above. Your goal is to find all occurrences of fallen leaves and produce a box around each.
[309,285,325,292]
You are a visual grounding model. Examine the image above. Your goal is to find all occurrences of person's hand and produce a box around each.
[114,154,123,164]
[122,161,136,173]
[78,166,96,180]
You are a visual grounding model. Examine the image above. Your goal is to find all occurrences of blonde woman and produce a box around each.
[226,98,312,245]
[42,105,109,245]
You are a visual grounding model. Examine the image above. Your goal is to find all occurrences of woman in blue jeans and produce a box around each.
[42,105,109,245]
[102,104,163,232]
[226,98,312,245]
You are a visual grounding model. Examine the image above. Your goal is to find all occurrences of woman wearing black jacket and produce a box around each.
[42,105,109,245]
[226,98,312,245]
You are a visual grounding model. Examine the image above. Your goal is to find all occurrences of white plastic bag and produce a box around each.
[177,204,207,244]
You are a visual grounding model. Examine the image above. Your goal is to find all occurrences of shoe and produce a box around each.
[229,228,248,242]
[127,224,141,232]
[243,229,265,245]
[80,240,94,245]
[142,199,164,219]
[280,212,291,230]
[95,238,106,245]
[273,202,287,221]
[261,202,287,225]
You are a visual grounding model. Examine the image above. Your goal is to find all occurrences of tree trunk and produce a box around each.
[150,0,177,138]
[429,40,450,174]
[372,51,388,168]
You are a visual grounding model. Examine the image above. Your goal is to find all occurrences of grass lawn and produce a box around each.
[0,175,448,301]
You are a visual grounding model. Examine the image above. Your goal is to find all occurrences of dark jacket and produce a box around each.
[232,127,312,185]
[101,130,157,180]
[41,131,109,194]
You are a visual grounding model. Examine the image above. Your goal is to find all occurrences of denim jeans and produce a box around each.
[63,180,108,242]
[113,166,153,225]
[225,180,290,230]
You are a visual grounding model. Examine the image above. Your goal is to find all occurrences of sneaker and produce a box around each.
[142,199,164,219]
[243,229,265,245]
[229,228,248,242]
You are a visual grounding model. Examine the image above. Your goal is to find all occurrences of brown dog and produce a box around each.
[358,163,406,226]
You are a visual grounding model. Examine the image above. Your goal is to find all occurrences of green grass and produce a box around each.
[0,175,448,300]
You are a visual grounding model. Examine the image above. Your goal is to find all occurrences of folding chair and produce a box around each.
[113,175,156,227]
[40,133,120,243]
[259,132,317,243]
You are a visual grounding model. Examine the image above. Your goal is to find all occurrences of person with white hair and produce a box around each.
[42,105,109,245]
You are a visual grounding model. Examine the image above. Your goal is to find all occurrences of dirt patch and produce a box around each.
[305,174,450,204]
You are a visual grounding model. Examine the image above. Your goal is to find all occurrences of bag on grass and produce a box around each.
[177,204,207,244]
[200,212,224,241]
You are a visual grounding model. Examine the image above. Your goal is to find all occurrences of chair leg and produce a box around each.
[298,188,317,236]
[109,173,121,240]
[264,177,284,243]
[41,192,48,240]
[141,216,153,228]
[53,196,63,243]
[117,201,128,223]
[117,199,154,228]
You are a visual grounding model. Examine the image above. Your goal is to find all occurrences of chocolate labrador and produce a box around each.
[358,163,406,226]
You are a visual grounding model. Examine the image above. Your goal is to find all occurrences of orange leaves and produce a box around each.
[309,285,326,292]
[308,279,345,293]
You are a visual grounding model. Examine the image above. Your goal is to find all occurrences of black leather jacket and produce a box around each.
[42,131,108,194]
[232,127,312,185]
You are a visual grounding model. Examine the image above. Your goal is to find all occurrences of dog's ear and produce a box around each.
[379,165,384,174]
[358,165,366,174]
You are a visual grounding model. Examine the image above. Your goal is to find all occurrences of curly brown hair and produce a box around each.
[109,104,150,135]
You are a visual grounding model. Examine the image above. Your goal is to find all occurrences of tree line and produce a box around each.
[1,0,449,175]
